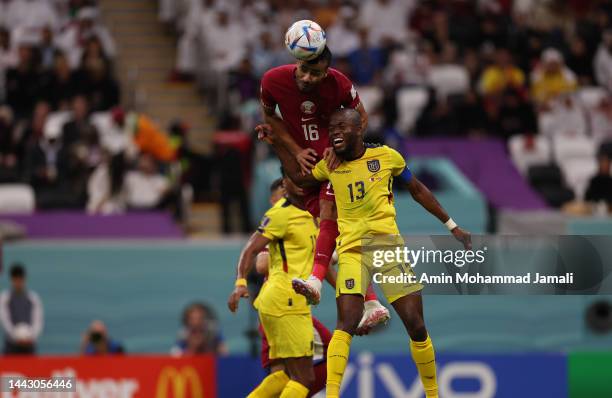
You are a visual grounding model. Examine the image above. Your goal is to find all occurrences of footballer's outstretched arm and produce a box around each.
[272,136,320,188]
[406,176,472,249]
[261,107,319,174]
[228,232,270,312]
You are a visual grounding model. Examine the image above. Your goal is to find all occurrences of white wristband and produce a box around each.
[445,218,458,231]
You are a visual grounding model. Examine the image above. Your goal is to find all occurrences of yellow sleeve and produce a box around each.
[257,205,288,240]
[387,147,407,176]
[312,160,329,181]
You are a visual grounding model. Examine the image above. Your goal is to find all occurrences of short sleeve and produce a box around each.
[257,206,287,240]
[388,147,412,182]
[312,160,329,182]
[336,71,361,109]
[259,72,277,112]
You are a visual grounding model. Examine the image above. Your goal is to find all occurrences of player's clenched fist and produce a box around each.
[227,286,249,313]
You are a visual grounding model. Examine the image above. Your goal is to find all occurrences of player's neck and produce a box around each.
[285,194,306,210]
[343,145,366,161]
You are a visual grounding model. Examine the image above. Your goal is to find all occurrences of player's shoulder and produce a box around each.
[262,64,295,82]
[266,198,296,216]
[327,67,351,82]
[365,144,404,161]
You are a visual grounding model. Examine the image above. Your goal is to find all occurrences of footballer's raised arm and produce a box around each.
[405,175,472,249]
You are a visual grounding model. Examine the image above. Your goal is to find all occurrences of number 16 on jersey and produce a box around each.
[302,124,319,141]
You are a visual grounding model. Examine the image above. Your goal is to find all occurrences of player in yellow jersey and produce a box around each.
[228,172,320,398]
[270,108,472,398]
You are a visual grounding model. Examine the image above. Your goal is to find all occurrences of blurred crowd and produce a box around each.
[0,0,189,218]
[163,0,612,209]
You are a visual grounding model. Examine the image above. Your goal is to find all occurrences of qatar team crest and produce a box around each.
[367,159,381,173]
[300,101,317,115]
[345,278,355,289]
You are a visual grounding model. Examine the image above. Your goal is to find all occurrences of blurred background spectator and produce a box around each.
[170,302,227,356]
[80,319,125,355]
[0,263,44,355]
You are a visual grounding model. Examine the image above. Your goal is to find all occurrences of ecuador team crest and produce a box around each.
[345,278,355,289]
[367,159,380,172]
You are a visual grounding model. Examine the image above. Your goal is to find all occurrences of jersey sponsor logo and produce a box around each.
[367,160,381,173]
[345,278,355,289]
[300,101,317,115]
[156,366,204,398]
[333,169,351,174]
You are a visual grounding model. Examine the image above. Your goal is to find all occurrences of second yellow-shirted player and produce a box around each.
[271,108,472,398]
[228,175,319,398]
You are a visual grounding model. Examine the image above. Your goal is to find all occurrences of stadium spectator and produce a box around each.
[40,52,78,110]
[0,106,19,182]
[585,153,612,208]
[358,0,413,47]
[86,151,127,214]
[56,7,116,69]
[594,29,612,93]
[590,95,612,143]
[566,36,595,85]
[494,88,538,140]
[74,54,120,112]
[5,41,41,119]
[0,263,44,355]
[4,0,59,40]
[478,47,526,96]
[124,153,170,210]
[171,302,227,356]
[325,5,360,58]
[531,48,578,105]
[0,28,18,103]
[80,320,125,355]
[347,28,384,86]
[61,95,95,147]
[251,30,292,78]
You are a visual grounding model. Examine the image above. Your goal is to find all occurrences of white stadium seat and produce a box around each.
[508,135,552,176]
[561,158,598,199]
[395,87,429,135]
[0,184,35,213]
[552,135,596,162]
[428,64,470,99]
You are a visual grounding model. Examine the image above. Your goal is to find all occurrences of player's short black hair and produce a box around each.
[270,177,284,193]
[10,263,26,278]
[333,107,361,127]
[307,46,332,67]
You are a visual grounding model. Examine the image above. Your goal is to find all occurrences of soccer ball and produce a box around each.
[285,20,327,61]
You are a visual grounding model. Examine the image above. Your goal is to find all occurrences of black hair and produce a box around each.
[306,46,332,67]
[333,107,361,127]
[270,178,284,193]
[10,263,25,278]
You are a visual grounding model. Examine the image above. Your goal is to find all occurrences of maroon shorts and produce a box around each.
[304,182,335,218]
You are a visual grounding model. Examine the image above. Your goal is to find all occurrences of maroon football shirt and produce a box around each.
[260,64,361,158]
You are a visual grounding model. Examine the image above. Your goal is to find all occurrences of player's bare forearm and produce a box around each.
[273,139,319,187]
[406,176,450,224]
[236,232,270,279]
[263,112,303,156]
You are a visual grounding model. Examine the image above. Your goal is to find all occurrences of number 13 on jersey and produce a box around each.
[347,181,365,202]
[302,124,319,141]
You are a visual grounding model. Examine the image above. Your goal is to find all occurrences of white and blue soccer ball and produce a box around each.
[285,20,327,61]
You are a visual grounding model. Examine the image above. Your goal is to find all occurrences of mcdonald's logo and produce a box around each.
[156,366,204,398]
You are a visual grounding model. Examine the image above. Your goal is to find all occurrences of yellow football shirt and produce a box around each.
[312,145,409,254]
[253,198,319,316]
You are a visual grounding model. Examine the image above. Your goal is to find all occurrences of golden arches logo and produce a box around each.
[156,366,204,398]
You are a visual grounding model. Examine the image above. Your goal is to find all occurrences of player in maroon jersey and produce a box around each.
[256,47,389,333]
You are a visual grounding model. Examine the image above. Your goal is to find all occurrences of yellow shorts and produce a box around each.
[337,244,423,303]
[259,312,314,360]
